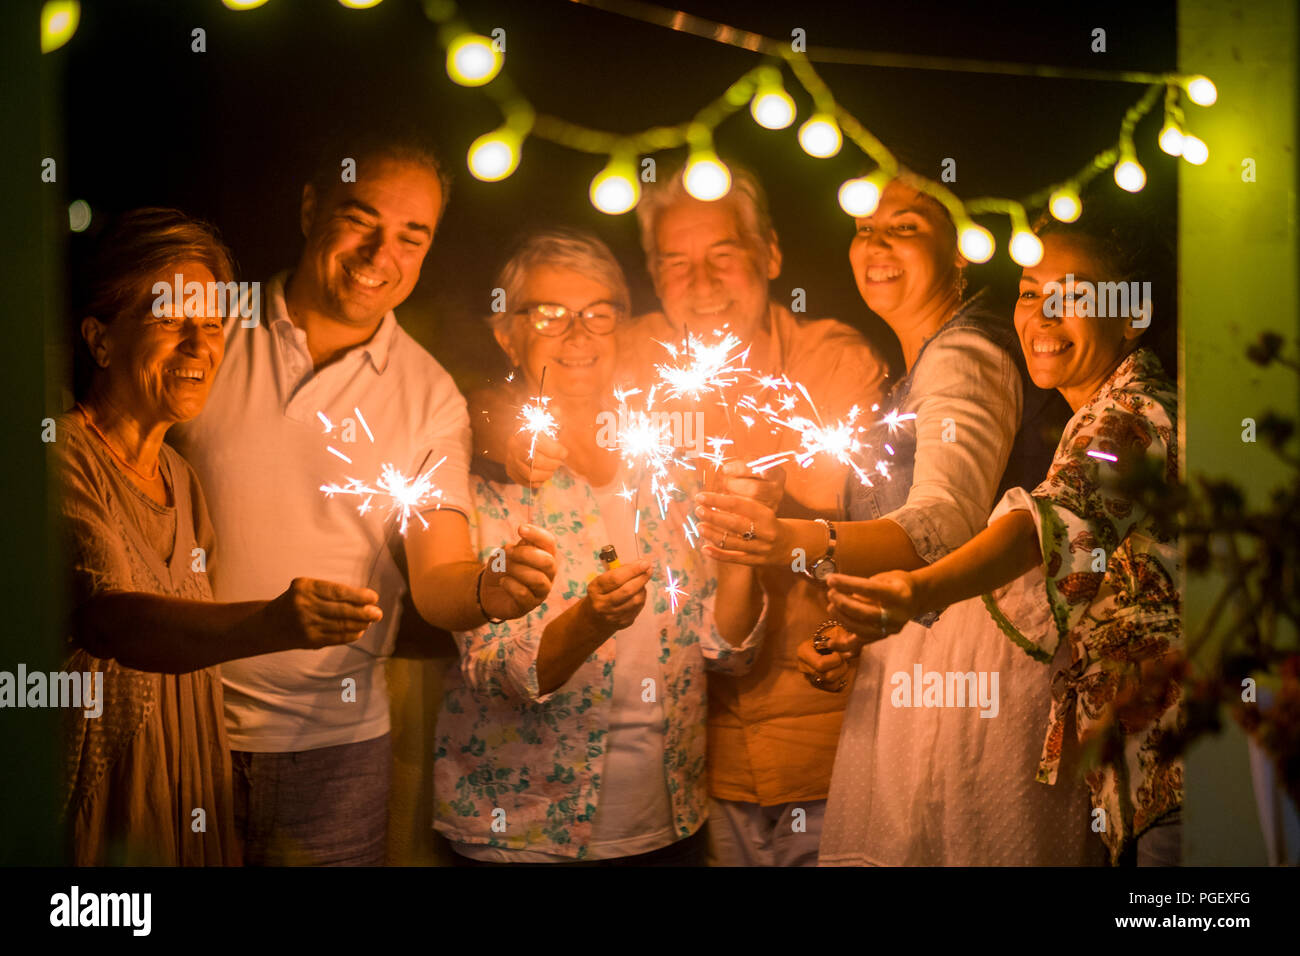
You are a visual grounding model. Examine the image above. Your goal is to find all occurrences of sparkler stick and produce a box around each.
[518,366,557,525]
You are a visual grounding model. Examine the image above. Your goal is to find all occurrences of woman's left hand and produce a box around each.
[695,463,790,567]
[825,570,920,644]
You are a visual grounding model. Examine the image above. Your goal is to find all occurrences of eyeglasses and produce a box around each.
[516,302,623,337]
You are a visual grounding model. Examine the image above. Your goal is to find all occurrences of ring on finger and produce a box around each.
[879,605,890,632]
[721,531,729,549]
[742,521,757,541]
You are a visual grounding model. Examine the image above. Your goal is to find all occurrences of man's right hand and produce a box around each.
[505,429,568,488]
[268,578,383,650]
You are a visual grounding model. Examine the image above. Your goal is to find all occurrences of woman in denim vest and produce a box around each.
[695,177,1086,864]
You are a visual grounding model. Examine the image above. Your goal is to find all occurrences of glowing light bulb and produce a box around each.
[590,159,640,214]
[41,0,79,52]
[683,151,731,202]
[798,114,842,158]
[338,0,384,8]
[1185,75,1217,107]
[221,0,270,8]
[957,222,994,264]
[1114,158,1146,193]
[1049,187,1081,223]
[837,176,882,217]
[467,128,520,182]
[1181,134,1208,165]
[446,33,502,87]
[1158,124,1184,156]
[751,89,796,130]
[1009,229,1044,267]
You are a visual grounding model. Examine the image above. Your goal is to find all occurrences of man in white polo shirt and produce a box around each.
[172,130,557,865]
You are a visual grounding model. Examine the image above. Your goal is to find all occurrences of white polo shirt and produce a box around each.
[171,272,472,752]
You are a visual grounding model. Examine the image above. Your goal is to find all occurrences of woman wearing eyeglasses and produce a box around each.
[433,228,770,865]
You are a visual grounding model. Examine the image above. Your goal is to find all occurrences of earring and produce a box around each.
[954,270,968,303]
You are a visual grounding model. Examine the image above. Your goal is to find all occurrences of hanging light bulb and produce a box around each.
[446,33,502,87]
[1114,156,1147,193]
[1158,123,1184,156]
[338,0,384,8]
[1185,75,1217,107]
[41,0,80,52]
[1049,186,1081,223]
[590,156,641,214]
[221,0,270,8]
[957,221,994,264]
[798,113,842,158]
[1181,134,1209,165]
[1008,212,1044,267]
[683,149,732,202]
[750,68,796,130]
[467,127,521,182]
[837,174,886,217]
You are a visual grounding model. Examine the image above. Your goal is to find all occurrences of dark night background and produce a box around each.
[54,0,1179,395]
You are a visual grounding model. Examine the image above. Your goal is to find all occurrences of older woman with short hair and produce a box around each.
[434,228,770,865]
[59,208,382,865]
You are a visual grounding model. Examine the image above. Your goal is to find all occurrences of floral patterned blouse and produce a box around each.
[982,348,1182,863]
[433,465,765,859]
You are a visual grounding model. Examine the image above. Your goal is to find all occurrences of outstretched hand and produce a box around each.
[825,571,919,645]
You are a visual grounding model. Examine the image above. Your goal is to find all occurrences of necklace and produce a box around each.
[74,404,161,483]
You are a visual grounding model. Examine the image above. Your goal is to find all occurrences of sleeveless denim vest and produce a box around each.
[847,295,1019,625]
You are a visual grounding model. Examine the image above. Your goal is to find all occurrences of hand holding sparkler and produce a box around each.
[693,462,791,567]
[477,524,559,622]
[263,578,384,650]
[825,570,916,647]
[583,559,653,634]
[506,427,567,488]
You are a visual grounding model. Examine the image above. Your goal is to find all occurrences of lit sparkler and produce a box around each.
[318,406,445,536]
[662,564,689,614]
[320,458,447,535]
[518,367,558,461]
[654,329,751,404]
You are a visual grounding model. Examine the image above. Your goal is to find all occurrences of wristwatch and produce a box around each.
[805,518,838,582]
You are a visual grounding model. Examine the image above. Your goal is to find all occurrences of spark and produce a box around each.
[321,458,447,536]
[700,435,734,471]
[879,408,917,435]
[662,564,689,614]
[318,406,444,536]
[654,329,751,404]
[354,407,375,444]
[518,396,558,459]
[1087,450,1119,462]
[683,514,700,549]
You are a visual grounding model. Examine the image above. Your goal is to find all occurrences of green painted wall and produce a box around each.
[1180,0,1298,865]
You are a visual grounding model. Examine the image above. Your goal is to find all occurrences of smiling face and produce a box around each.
[648,196,780,340]
[848,180,963,323]
[84,261,227,427]
[296,155,441,327]
[1014,233,1145,410]
[495,265,620,402]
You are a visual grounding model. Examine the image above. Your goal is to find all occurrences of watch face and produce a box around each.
[812,557,837,581]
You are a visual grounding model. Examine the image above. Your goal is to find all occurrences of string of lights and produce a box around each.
[421,0,1217,267]
[39,0,1217,268]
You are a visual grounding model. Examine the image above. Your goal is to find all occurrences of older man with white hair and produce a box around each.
[473,161,889,866]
